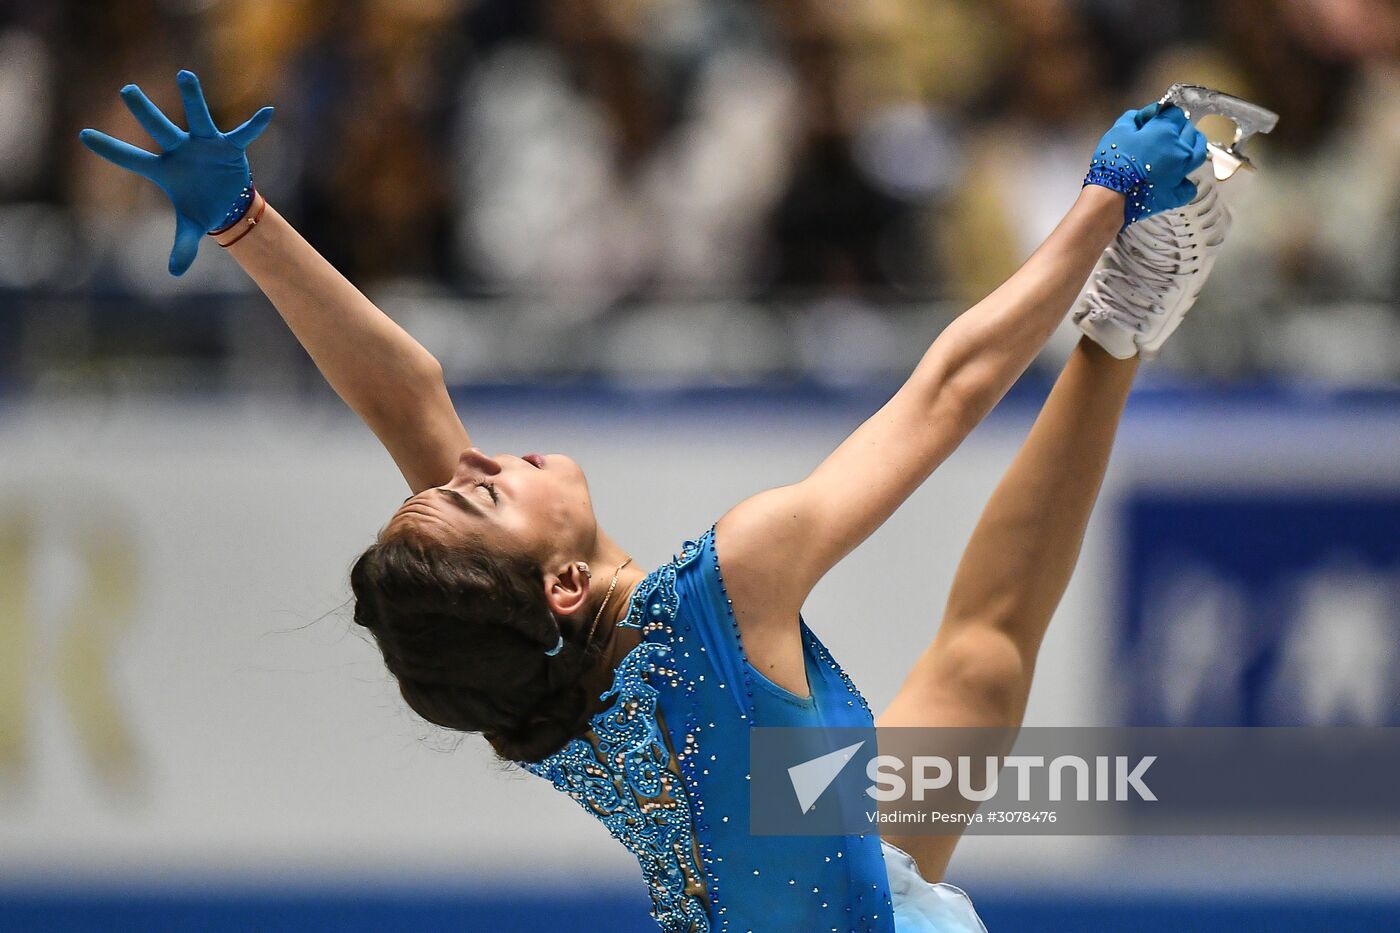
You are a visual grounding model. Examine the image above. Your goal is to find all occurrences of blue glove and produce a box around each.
[1084,102,1208,227]
[79,70,274,276]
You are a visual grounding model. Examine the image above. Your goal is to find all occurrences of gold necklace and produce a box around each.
[584,557,633,647]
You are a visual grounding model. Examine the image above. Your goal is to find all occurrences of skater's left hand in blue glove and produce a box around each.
[79,70,274,276]
[1084,102,1209,227]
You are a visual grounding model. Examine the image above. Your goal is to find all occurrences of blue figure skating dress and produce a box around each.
[521,528,985,932]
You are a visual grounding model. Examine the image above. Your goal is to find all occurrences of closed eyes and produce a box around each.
[399,487,490,515]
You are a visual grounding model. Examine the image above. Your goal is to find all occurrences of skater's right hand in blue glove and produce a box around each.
[1083,102,1208,227]
[79,70,274,276]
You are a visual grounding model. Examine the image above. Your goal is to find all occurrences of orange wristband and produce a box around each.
[214,194,268,247]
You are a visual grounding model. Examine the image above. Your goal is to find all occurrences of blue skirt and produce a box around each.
[882,841,988,932]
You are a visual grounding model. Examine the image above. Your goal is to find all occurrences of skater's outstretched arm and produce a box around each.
[883,338,1138,731]
[79,72,469,492]
[717,106,1203,692]
[217,201,470,492]
[715,189,1122,687]
[875,338,1138,884]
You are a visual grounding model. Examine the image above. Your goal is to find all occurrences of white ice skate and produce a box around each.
[1074,84,1279,360]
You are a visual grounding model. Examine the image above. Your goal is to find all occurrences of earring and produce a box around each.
[577,562,593,579]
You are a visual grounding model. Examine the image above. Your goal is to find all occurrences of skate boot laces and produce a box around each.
[1080,176,1229,333]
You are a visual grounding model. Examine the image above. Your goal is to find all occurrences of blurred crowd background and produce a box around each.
[1,0,1398,392]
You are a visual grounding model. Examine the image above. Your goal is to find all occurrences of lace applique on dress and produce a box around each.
[521,539,712,932]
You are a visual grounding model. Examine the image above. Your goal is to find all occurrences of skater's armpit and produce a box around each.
[715,383,972,621]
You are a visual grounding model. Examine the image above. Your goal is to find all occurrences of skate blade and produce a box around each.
[1160,83,1279,170]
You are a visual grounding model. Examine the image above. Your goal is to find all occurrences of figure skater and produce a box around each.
[81,71,1224,932]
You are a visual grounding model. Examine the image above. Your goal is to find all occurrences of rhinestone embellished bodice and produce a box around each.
[520,528,895,932]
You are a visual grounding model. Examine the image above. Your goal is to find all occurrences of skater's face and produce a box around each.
[386,448,597,565]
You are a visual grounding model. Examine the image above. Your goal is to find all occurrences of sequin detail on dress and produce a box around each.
[521,541,712,933]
